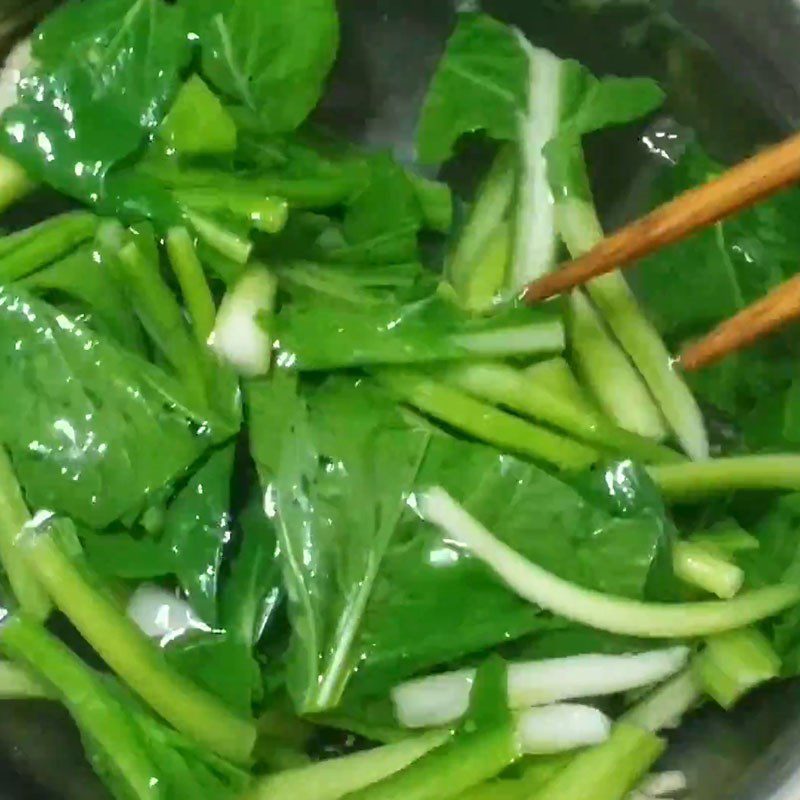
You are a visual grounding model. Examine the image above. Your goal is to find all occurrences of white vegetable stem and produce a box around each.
[127,584,209,643]
[516,704,611,755]
[392,648,689,728]
[210,265,277,377]
[418,487,800,638]
[510,36,563,289]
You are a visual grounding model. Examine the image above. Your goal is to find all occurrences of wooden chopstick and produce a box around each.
[524,129,800,303]
[680,273,800,372]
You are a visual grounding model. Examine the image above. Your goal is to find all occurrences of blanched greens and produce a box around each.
[0,2,799,800]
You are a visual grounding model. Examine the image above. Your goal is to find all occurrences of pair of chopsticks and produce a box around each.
[524,130,800,372]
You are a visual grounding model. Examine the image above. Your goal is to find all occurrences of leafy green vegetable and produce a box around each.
[0,212,98,283]
[339,155,424,264]
[0,285,226,527]
[196,0,339,134]
[2,616,250,800]
[159,75,237,157]
[81,531,173,580]
[416,14,528,164]
[112,229,210,403]
[276,293,564,371]
[375,369,598,472]
[0,447,50,620]
[631,138,800,436]
[247,730,451,800]
[1,0,191,205]
[352,446,676,692]
[18,515,256,762]
[529,723,663,800]
[167,490,283,716]
[248,374,431,712]
[163,444,235,626]
[346,659,517,800]
[696,628,781,708]
[20,243,146,353]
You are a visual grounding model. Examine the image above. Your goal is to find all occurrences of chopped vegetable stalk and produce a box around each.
[689,522,759,558]
[187,210,253,264]
[392,648,690,728]
[0,154,33,213]
[447,146,516,309]
[245,730,451,800]
[1,616,164,800]
[157,166,364,210]
[569,291,667,441]
[0,448,50,620]
[454,221,512,314]
[444,362,682,464]
[127,583,207,640]
[116,239,207,402]
[375,370,598,471]
[418,487,800,638]
[166,227,217,344]
[523,358,599,417]
[673,540,744,599]
[178,189,289,234]
[530,724,664,800]
[649,455,800,498]
[557,188,708,461]
[16,518,256,763]
[516,704,610,755]
[0,659,52,699]
[342,718,518,800]
[450,319,564,357]
[695,628,781,709]
[408,173,454,234]
[623,670,702,733]
[210,266,277,377]
[0,211,98,283]
[522,669,697,800]
[510,38,563,288]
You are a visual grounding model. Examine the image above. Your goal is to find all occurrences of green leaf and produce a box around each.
[351,445,676,693]
[81,532,173,580]
[167,491,283,716]
[247,374,431,712]
[340,155,424,264]
[1,0,191,205]
[416,13,528,164]
[163,444,236,626]
[631,139,800,430]
[0,286,225,527]
[196,0,339,134]
[20,244,146,354]
[159,75,238,156]
[222,492,283,651]
[275,292,563,371]
[2,616,249,800]
[558,65,665,137]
